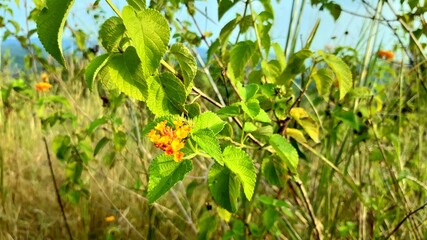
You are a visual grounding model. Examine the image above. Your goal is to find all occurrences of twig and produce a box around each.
[294,178,323,240]
[384,201,427,239]
[42,136,73,240]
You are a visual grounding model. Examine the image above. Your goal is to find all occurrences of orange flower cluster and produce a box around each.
[147,120,191,162]
[378,50,394,60]
[35,82,52,92]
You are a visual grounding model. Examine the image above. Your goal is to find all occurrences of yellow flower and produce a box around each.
[171,139,185,152]
[147,119,191,162]
[105,216,115,222]
[40,72,49,82]
[176,125,191,139]
[173,151,184,162]
[35,82,52,92]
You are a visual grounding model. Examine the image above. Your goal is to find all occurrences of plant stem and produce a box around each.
[42,136,73,240]
[105,0,121,17]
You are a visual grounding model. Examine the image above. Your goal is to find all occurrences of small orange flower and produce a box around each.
[148,119,191,162]
[378,50,394,60]
[35,82,52,92]
[105,216,115,222]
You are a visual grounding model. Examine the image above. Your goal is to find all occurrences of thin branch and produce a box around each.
[294,179,323,240]
[384,201,427,239]
[42,137,73,240]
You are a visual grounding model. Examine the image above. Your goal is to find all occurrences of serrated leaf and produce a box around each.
[269,134,299,174]
[36,0,75,67]
[170,43,197,93]
[147,72,186,116]
[286,128,307,144]
[319,51,352,100]
[126,0,146,10]
[227,41,256,84]
[290,107,319,143]
[262,156,287,187]
[192,111,225,135]
[85,53,110,90]
[99,16,126,52]
[148,154,193,203]
[106,47,148,100]
[208,163,240,213]
[122,6,169,78]
[223,146,256,201]
[312,68,334,98]
[192,129,223,165]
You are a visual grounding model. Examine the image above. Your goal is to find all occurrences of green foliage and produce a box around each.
[319,50,352,100]
[147,154,193,203]
[105,47,148,100]
[192,111,225,135]
[146,72,187,116]
[36,0,75,67]
[122,6,170,78]
[191,129,224,165]
[222,146,257,201]
[208,163,240,213]
[269,134,299,174]
[169,43,197,93]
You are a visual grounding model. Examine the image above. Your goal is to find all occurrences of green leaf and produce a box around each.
[278,49,313,85]
[148,155,193,203]
[243,122,257,133]
[269,134,299,174]
[99,16,126,52]
[170,43,197,93]
[262,156,287,187]
[272,43,286,70]
[94,137,110,156]
[126,0,146,10]
[325,2,342,21]
[192,111,225,135]
[146,72,186,116]
[333,108,360,131]
[218,0,239,20]
[192,129,224,165]
[241,99,260,119]
[227,41,256,84]
[312,68,334,99]
[85,53,110,91]
[290,107,320,143]
[319,51,352,100]
[263,207,279,230]
[216,105,240,117]
[261,59,281,80]
[36,0,75,67]
[122,6,170,78]
[106,47,148,100]
[208,163,240,213]
[223,146,257,201]
[237,83,259,102]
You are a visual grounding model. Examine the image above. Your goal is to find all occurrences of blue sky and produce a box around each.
[2,1,400,54]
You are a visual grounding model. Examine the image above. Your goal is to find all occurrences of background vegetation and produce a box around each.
[0,0,426,239]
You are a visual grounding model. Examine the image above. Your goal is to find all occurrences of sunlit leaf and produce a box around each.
[36,0,75,67]
[148,155,193,203]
